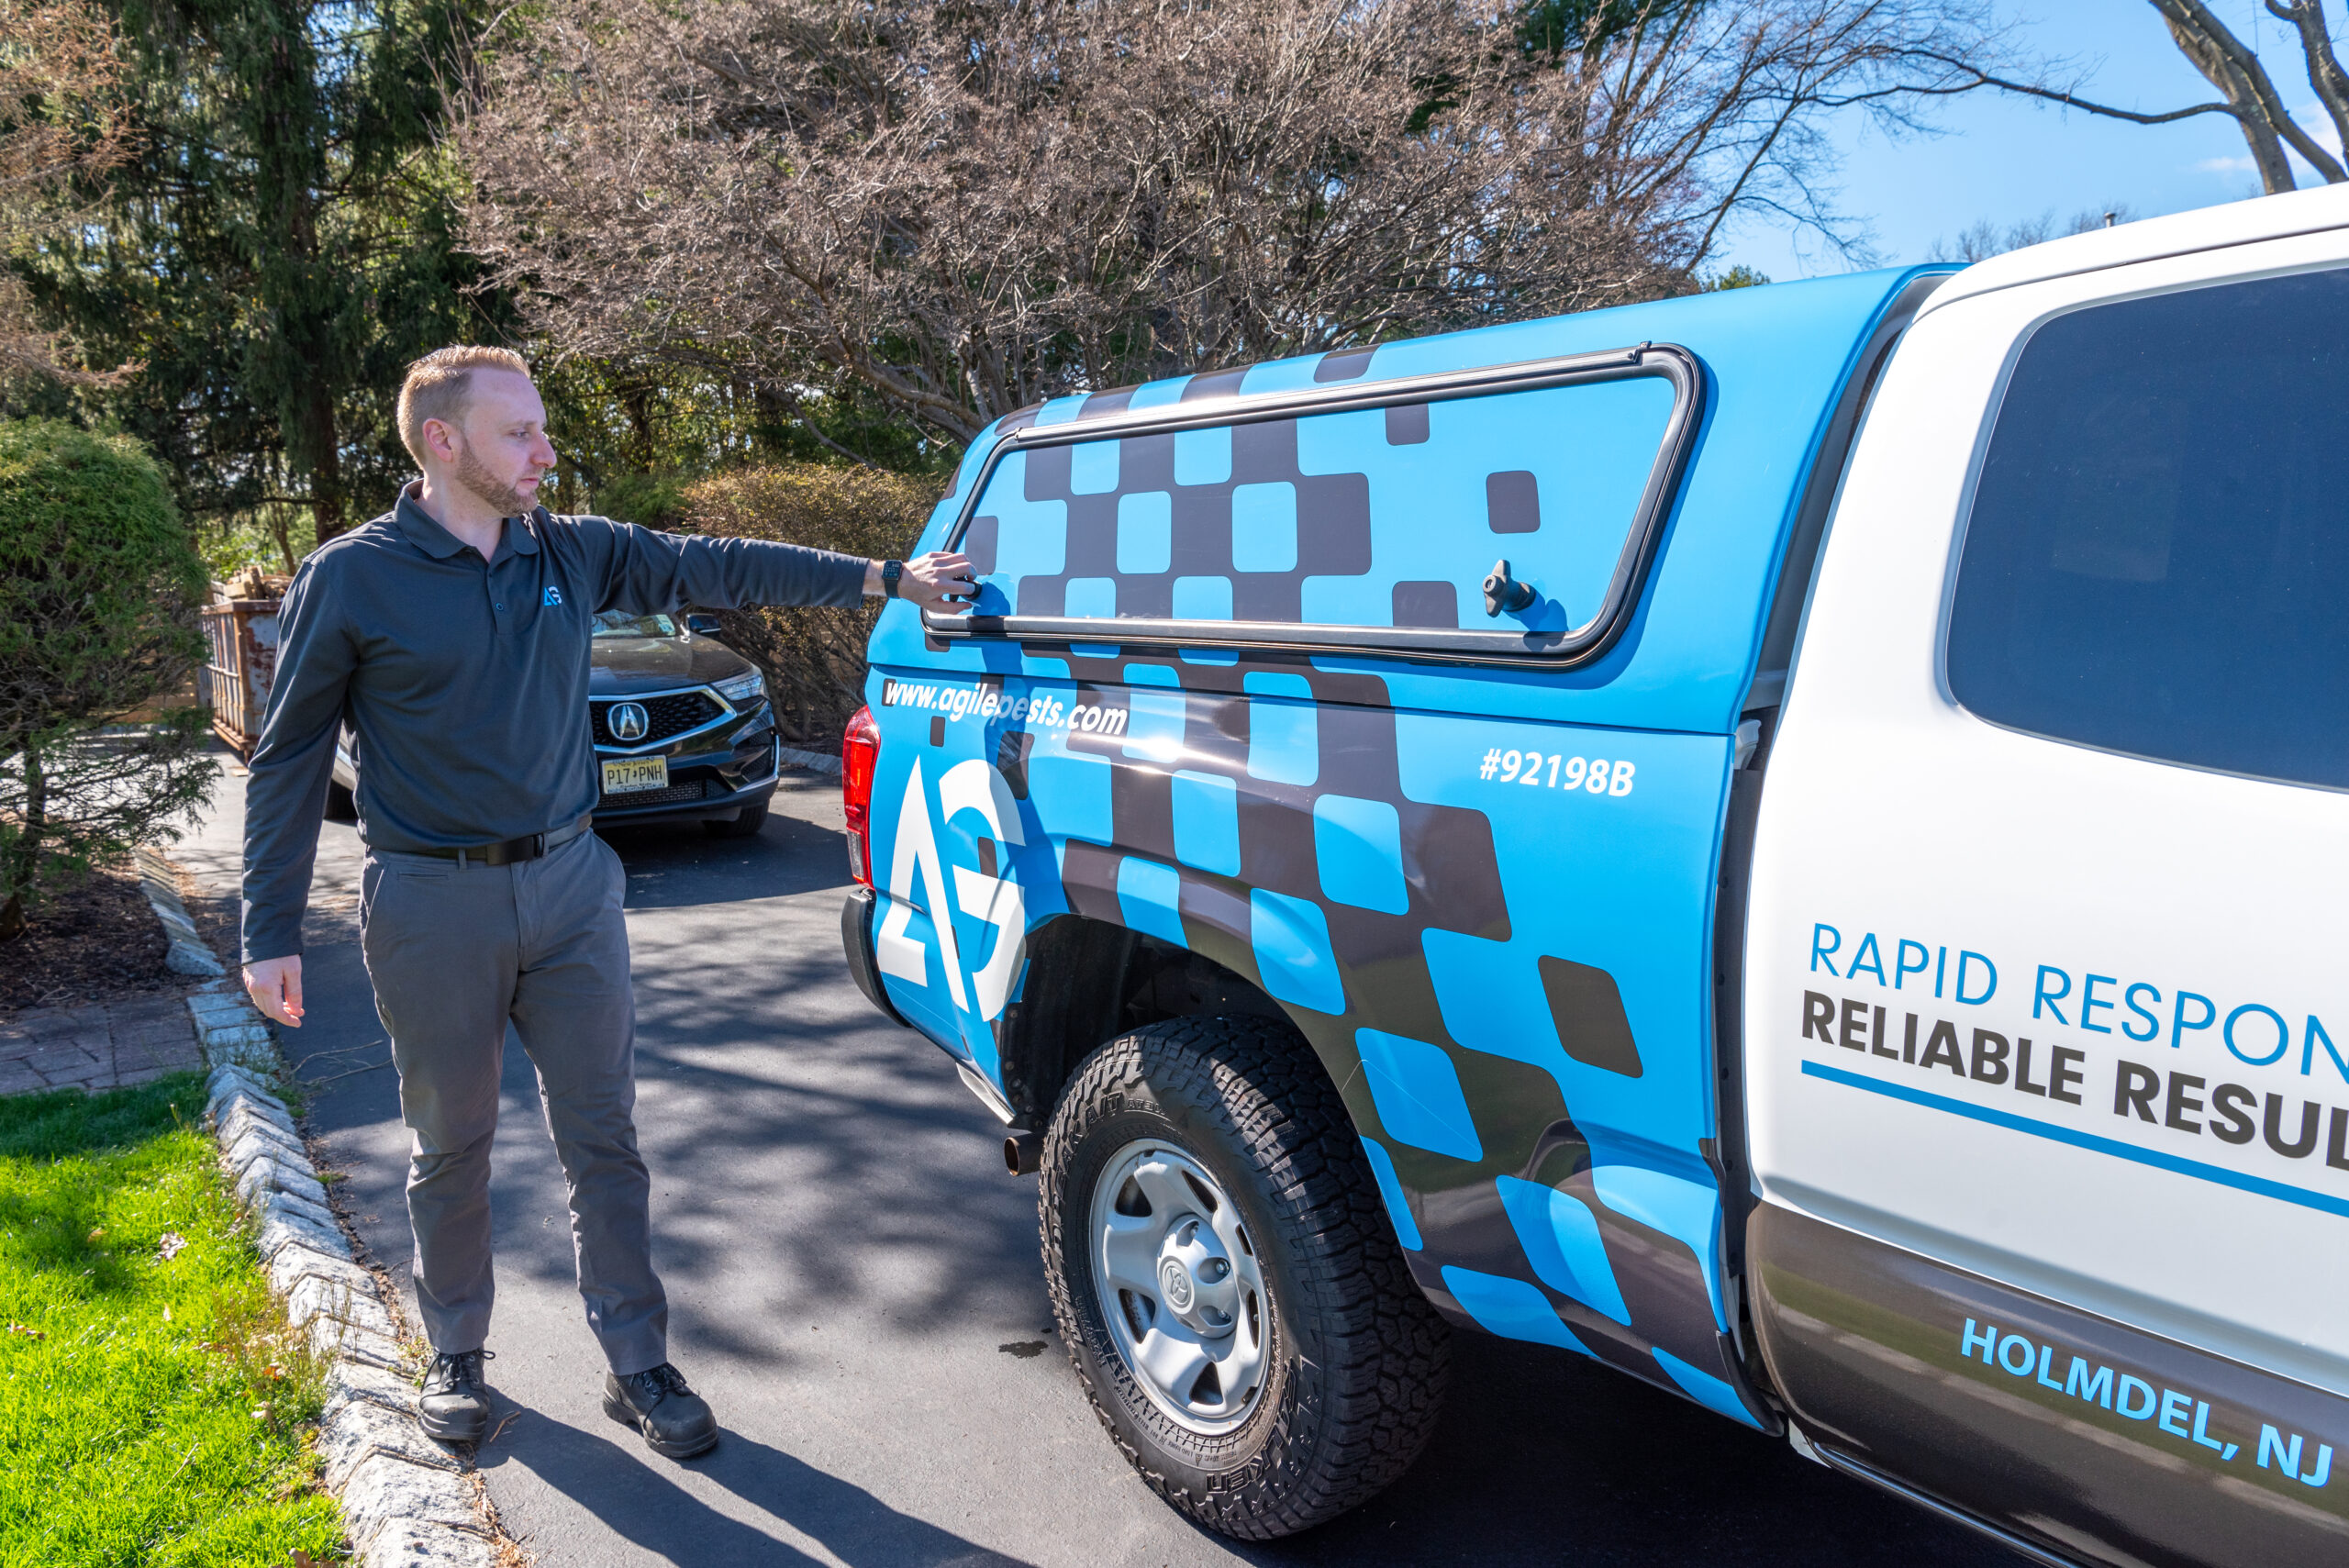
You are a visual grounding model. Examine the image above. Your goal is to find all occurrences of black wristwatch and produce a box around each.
[880,559,905,599]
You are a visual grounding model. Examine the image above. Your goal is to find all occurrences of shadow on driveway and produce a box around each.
[598,796,850,913]
[234,773,2014,1567]
[1234,1328,2011,1564]
[487,1417,1036,1568]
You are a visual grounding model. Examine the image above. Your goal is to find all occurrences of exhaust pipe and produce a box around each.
[1004,1130,1042,1176]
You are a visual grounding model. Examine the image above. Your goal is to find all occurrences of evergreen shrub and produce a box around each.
[0,419,213,939]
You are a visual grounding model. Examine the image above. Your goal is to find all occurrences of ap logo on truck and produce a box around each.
[875,758,1026,1022]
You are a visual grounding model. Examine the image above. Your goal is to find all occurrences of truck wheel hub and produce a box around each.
[1089,1140,1271,1433]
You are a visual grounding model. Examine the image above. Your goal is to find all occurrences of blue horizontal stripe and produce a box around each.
[1800,1059,2349,1222]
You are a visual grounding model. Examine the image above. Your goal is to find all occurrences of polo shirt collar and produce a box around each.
[392,481,545,560]
[393,483,467,559]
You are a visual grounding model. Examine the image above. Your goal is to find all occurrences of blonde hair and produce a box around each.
[396,345,532,464]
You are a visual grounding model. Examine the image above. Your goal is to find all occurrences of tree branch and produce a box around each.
[2268,0,2349,171]
[1907,55,2238,126]
[2149,0,2337,188]
[751,376,884,470]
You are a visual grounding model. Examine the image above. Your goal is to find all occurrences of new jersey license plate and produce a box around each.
[601,755,669,795]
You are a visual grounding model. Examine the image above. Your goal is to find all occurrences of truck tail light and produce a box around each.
[842,705,881,887]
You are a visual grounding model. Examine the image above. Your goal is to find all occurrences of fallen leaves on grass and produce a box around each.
[5,1324,43,1340]
[206,1289,328,1440]
[156,1231,186,1262]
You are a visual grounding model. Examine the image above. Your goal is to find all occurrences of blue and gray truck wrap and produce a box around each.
[840,187,2349,1563]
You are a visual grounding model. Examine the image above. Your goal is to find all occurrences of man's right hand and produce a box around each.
[243,955,306,1028]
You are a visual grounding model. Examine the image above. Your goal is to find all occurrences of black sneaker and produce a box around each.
[603,1362,719,1459]
[417,1348,495,1442]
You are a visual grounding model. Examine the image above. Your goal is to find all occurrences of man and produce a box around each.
[240,345,971,1458]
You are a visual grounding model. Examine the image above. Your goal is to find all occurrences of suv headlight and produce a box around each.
[712,671,766,706]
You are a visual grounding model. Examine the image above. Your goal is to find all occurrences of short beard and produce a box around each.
[452,442,535,517]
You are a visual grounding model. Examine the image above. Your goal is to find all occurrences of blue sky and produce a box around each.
[1714,1,2347,278]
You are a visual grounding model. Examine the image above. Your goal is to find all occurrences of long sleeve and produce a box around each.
[592,520,869,615]
[239,562,356,963]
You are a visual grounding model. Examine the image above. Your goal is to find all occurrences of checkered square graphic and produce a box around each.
[958,374,1677,637]
[999,662,1766,1426]
[881,340,1766,1429]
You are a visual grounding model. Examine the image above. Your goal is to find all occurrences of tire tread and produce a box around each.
[1040,1015,1449,1539]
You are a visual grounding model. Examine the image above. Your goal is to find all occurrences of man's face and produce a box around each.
[441,371,558,516]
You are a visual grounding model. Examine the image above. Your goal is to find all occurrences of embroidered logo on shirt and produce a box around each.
[543,585,563,607]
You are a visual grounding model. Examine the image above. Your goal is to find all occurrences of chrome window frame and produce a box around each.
[922,341,1704,670]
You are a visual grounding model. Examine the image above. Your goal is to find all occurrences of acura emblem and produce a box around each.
[609,702,649,742]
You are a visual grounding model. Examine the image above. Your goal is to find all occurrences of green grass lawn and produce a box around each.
[0,1073,346,1567]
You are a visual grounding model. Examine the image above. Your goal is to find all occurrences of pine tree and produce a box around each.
[22,0,506,559]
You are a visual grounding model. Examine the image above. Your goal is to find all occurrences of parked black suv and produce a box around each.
[326,610,782,837]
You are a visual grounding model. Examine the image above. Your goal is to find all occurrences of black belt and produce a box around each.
[403,817,592,868]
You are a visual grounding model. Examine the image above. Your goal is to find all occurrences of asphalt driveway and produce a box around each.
[175,754,2019,1566]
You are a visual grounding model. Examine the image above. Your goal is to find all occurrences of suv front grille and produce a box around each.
[592,690,724,748]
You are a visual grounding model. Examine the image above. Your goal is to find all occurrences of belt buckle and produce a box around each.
[529,831,547,860]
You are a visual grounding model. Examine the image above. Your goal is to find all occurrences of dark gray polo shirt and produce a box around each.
[240,484,868,962]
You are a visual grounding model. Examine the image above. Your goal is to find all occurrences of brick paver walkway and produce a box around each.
[0,993,206,1095]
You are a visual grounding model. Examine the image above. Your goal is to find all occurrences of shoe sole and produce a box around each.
[603,1394,718,1459]
[417,1407,488,1443]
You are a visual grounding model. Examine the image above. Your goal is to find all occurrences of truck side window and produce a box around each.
[961,373,1678,637]
[1947,267,2349,789]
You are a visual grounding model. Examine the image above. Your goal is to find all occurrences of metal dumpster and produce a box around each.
[200,596,282,758]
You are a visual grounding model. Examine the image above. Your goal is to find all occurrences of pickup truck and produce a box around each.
[839,185,2349,1565]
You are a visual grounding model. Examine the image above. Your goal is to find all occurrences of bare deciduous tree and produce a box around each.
[0,0,132,383]
[1932,0,2349,195]
[1938,202,2136,263]
[459,0,2022,446]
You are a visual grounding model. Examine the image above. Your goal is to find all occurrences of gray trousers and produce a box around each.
[358,829,666,1374]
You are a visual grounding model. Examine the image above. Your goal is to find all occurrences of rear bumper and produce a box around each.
[841,887,909,1028]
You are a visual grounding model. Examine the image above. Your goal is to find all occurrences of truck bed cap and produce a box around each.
[891,267,1945,737]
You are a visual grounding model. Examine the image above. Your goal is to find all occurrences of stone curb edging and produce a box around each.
[190,980,503,1567]
[133,846,227,979]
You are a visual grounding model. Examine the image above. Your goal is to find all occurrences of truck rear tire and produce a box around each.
[1040,1016,1449,1539]
[323,779,358,822]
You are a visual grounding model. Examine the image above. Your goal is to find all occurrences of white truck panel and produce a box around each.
[1748,224,2349,1400]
